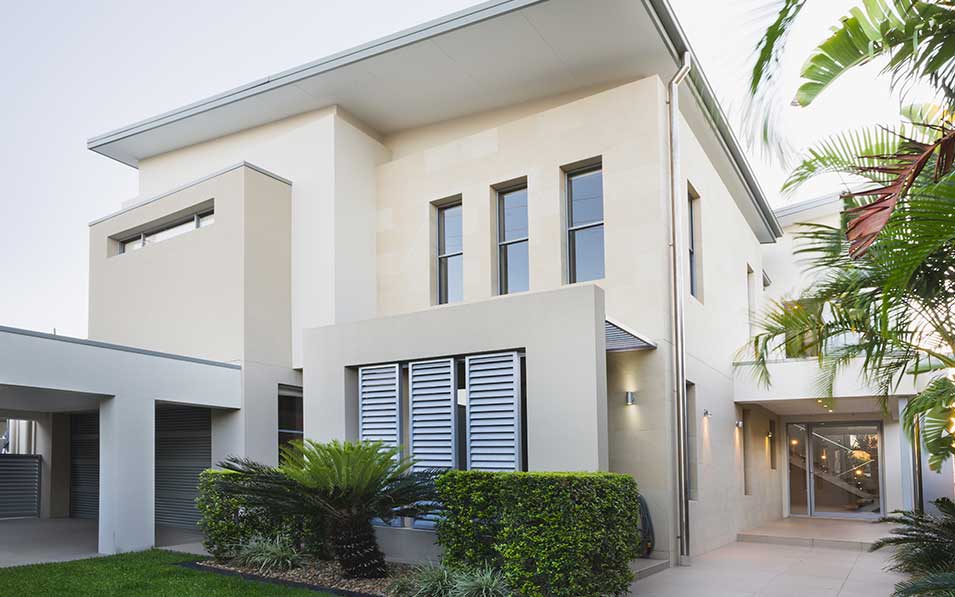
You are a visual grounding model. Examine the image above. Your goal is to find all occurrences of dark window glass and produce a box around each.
[567,166,604,283]
[499,188,528,242]
[500,241,529,294]
[438,204,463,255]
[437,203,464,304]
[439,253,463,304]
[688,195,698,297]
[568,169,603,227]
[498,186,529,294]
[569,225,605,282]
[278,392,303,458]
[278,395,303,432]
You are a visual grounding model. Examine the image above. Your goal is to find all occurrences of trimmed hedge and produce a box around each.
[436,470,641,597]
[196,469,327,560]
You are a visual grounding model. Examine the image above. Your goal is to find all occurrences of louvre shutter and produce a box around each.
[358,364,401,447]
[409,358,457,471]
[359,364,403,527]
[465,352,522,471]
[409,358,456,529]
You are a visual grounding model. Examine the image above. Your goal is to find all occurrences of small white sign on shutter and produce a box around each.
[409,358,457,471]
[358,364,401,447]
[465,352,523,471]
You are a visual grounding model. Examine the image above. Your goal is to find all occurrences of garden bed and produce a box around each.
[196,559,414,596]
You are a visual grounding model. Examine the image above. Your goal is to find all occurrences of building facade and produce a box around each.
[0,0,944,566]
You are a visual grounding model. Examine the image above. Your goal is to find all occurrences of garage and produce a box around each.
[70,413,99,520]
[155,404,211,529]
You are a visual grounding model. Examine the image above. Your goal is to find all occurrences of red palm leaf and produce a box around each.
[844,126,955,257]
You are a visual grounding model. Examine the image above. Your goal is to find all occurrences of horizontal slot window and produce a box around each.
[117,208,214,255]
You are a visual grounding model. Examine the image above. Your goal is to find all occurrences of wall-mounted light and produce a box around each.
[766,431,774,439]
[625,391,636,406]
[703,409,712,418]
[735,420,744,428]
[791,439,799,446]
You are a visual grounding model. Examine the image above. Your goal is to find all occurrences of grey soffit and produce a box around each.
[0,325,241,370]
[84,0,779,242]
[605,321,656,352]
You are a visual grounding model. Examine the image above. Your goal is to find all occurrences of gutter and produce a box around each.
[667,51,693,565]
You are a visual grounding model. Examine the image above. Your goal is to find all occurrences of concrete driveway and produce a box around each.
[0,518,98,568]
[0,518,206,568]
[631,541,904,596]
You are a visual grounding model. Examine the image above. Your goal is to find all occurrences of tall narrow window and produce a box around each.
[278,386,304,459]
[498,185,529,294]
[688,188,701,299]
[567,165,604,283]
[437,203,463,304]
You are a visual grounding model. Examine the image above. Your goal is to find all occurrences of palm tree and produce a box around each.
[742,0,955,470]
[219,440,439,579]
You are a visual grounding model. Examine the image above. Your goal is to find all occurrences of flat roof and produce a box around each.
[87,0,782,242]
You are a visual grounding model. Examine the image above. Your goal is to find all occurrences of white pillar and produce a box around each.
[98,395,155,554]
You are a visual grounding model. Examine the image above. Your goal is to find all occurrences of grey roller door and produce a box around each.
[0,455,41,518]
[70,413,99,520]
[155,405,211,529]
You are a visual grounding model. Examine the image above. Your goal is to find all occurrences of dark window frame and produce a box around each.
[497,183,529,295]
[437,202,463,305]
[566,164,605,284]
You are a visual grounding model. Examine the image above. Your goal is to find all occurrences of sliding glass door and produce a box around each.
[787,422,882,518]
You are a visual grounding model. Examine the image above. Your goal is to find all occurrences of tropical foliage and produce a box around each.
[872,498,955,594]
[216,440,439,579]
[744,0,955,475]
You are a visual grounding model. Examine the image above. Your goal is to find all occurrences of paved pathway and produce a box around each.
[631,541,903,596]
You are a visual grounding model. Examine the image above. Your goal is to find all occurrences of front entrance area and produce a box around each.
[787,422,882,518]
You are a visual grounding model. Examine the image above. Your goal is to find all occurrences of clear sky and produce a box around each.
[0,0,915,338]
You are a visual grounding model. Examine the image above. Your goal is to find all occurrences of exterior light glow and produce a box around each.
[625,391,636,406]
[735,420,744,428]
[766,431,774,439]
[791,439,798,446]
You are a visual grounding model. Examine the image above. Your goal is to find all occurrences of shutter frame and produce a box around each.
[358,364,402,448]
[465,352,522,471]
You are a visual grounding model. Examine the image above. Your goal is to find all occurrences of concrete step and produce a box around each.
[737,532,874,551]
[632,558,669,580]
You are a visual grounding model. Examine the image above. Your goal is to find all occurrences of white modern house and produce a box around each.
[0,0,948,568]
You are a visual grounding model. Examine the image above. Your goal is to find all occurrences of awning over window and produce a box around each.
[605,320,656,352]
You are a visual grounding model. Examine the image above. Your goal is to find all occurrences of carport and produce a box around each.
[0,326,241,556]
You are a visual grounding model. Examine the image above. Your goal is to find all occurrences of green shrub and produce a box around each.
[230,533,304,573]
[196,469,328,560]
[436,471,641,597]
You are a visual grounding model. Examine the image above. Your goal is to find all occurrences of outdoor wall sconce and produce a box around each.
[735,420,744,428]
[766,431,774,439]
[625,391,636,406]
[703,409,712,418]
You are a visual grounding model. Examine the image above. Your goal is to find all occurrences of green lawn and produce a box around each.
[0,549,333,596]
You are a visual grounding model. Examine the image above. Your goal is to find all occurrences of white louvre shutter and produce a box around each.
[466,352,522,471]
[409,358,456,529]
[358,364,401,447]
[409,358,457,471]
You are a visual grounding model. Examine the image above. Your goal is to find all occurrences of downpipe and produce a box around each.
[668,51,692,566]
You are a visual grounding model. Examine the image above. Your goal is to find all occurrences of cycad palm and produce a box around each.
[220,440,438,579]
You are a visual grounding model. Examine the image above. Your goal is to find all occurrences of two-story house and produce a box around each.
[0,0,943,567]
